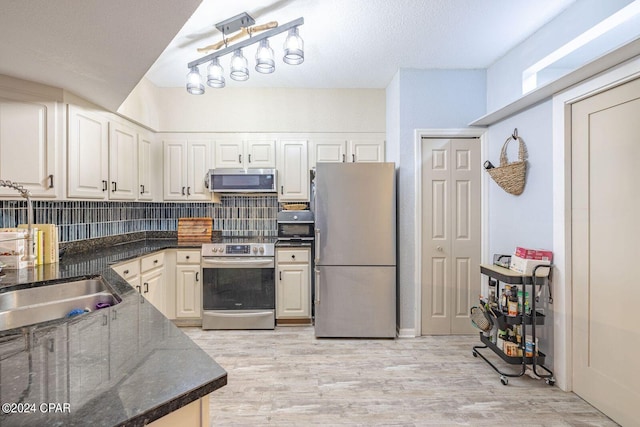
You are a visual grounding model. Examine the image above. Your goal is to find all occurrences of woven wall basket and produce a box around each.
[487,135,528,196]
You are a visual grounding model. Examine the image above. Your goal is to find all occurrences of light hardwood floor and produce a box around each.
[182,326,617,426]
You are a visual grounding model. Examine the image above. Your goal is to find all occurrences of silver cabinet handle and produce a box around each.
[111,181,117,192]
[136,284,141,293]
[436,246,443,252]
[140,184,144,194]
[182,186,186,196]
[279,270,282,281]
[123,269,129,275]
[195,272,199,282]
[352,153,355,162]
[187,186,191,196]
[239,154,242,164]
[315,268,320,305]
[112,309,118,321]
[48,174,54,188]
[102,314,108,326]
[342,154,345,162]
[143,282,149,293]
[280,185,284,195]
[248,154,252,163]
[102,180,108,192]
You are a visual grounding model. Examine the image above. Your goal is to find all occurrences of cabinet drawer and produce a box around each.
[112,260,140,281]
[177,250,201,264]
[140,251,165,273]
[277,249,310,263]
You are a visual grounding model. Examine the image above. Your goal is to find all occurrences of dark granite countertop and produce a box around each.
[0,238,227,426]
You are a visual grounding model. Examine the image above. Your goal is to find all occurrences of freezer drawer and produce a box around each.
[314,266,396,338]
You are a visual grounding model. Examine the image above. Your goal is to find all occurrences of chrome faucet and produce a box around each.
[0,179,35,266]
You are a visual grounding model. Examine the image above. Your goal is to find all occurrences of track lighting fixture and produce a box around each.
[186,12,304,93]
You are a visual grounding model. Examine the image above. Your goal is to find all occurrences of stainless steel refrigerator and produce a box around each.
[313,162,396,338]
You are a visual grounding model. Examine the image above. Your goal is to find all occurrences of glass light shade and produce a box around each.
[230,49,249,81]
[255,39,275,74]
[186,66,204,95]
[283,27,304,65]
[206,58,225,88]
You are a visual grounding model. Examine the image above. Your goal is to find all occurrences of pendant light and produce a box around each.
[255,39,275,74]
[186,66,204,95]
[283,27,304,65]
[206,58,225,88]
[230,49,249,81]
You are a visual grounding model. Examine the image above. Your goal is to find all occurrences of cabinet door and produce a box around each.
[163,140,187,201]
[138,131,153,201]
[141,268,165,314]
[176,265,201,318]
[277,263,310,318]
[187,140,213,200]
[309,139,346,168]
[108,121,137,200]
[348,139,385,162]
[214,140,243,168]
[277,139,309,202]
[246,139,276,168]
[67,105,109,199]
[0,100,57,198]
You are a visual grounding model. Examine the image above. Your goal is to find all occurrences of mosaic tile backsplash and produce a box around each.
[0,196,278,242]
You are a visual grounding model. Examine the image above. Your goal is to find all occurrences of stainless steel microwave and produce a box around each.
[207,169,277,193]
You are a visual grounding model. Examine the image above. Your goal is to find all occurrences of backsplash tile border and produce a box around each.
[0,196,278,242]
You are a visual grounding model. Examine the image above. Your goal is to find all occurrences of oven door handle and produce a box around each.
[201,258,275,268]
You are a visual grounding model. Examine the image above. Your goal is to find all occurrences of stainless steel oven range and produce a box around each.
[201,237,276,330]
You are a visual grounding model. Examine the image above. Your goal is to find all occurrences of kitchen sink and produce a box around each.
[0,278,120,331]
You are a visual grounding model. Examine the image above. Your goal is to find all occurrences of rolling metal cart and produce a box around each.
[472,263,555,386]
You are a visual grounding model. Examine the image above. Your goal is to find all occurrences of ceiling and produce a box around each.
[0,0,577,110]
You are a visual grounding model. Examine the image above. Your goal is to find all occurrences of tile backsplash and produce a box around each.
[0,196,278,242]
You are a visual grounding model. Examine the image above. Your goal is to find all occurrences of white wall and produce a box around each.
[486,0,634,112]
[119,79,385,133]
[388,68,486,334]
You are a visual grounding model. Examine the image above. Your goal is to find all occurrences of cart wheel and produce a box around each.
[546,378,556,386]
[500,376,508,386]
[472,351,478,358]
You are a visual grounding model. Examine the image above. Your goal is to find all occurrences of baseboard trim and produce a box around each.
[397,327,417,338]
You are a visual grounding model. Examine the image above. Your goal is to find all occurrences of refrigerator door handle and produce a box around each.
[314,268,320,304]
[315,228,320,264]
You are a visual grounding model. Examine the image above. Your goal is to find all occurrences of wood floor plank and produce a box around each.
[182,327,617,426]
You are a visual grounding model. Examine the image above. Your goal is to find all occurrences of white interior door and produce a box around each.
[571,77,640,426]
[421,138,480,335]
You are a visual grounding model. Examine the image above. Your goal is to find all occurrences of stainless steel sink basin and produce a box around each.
[0,278,120,331]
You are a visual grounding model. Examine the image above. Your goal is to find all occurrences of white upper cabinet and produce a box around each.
[246,139,276,168]
[108,121,138,200]
[214,139,276,169]
[163,138,214,201]
[277,139,309,202]
[67,105,109,199]
[0,99,59,198]
[349,139,385,163]
[309,138,385,168]
[137,131,154,201]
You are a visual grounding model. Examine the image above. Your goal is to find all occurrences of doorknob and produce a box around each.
[436,246,443,252]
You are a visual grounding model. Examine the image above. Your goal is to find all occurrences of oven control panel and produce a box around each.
[202,243,275,257]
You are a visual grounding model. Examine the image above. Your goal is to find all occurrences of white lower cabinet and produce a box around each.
[175,250,202,320]
[139,252,166,313]
[149,394,210,427]
[112,252,166,316]
[276,247,311,322]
